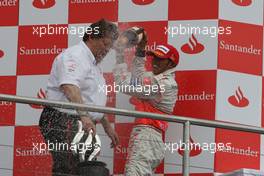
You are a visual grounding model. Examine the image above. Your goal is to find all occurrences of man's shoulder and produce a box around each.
[59,43,89,62]
[64,43,85,57]
[155,74,177,88]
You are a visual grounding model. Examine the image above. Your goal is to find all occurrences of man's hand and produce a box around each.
[61,84,96,135]
[80,116,96,135]
[104,125,119,148]
[101,116,119,148]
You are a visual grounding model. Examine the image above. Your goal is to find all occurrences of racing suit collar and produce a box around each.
[160,67,177,76]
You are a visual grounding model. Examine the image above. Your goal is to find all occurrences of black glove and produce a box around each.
[135,30,148,57]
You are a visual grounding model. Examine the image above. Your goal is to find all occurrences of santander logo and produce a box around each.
[0,49,4,59]
[181,34,204,54]
[178,136,202,157]
[228,86,249,107]
[232,0,252,6]
[29,88,47,109]
[33,0,55,9]
[132,0,155,5]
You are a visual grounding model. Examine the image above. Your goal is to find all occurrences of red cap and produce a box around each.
[146,44,179,65]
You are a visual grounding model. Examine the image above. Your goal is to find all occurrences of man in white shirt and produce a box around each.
[39,19,119,176]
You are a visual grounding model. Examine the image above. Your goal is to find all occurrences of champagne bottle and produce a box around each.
[122,26,144,47]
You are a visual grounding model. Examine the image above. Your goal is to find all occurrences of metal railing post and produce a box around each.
[183,121,190,176]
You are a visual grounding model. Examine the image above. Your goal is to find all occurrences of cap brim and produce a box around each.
[146,50,167,58]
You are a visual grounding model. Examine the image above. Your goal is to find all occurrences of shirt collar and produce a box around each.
[80,41,97,65]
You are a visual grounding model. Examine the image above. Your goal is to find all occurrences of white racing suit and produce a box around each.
[113,55,178,176]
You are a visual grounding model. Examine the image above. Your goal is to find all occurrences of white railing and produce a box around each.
[1,93,264,176]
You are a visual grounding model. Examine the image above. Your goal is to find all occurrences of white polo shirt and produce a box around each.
[47,41,107,120]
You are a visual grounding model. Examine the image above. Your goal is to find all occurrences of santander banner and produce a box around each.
[0,0,263,175]
[32,0,56,9]
[132,0,155,5]
[181,34,205,54]
[228,86,249,107]
[232,0,252,6]
[0,49,4,58]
